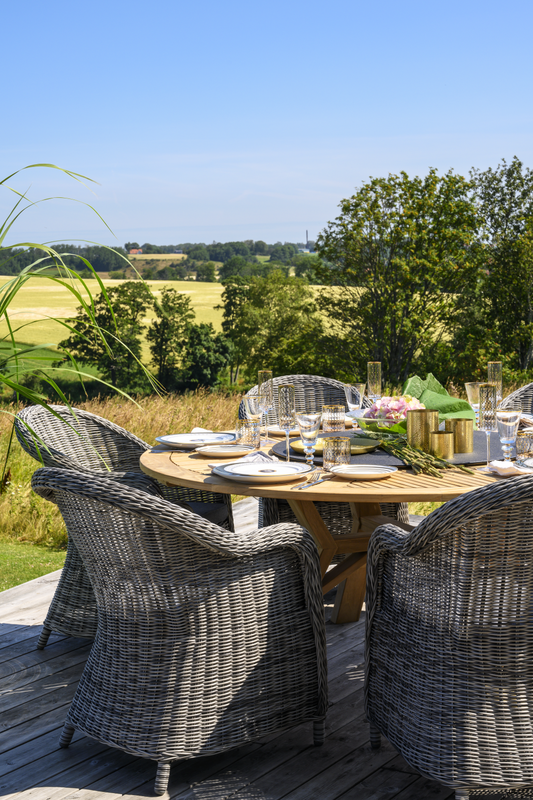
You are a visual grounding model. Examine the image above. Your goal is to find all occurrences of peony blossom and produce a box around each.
[363,395,425,421]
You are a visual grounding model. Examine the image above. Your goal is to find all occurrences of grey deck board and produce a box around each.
[0,499,494,800]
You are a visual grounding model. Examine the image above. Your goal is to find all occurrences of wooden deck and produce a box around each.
[0,499,519,800]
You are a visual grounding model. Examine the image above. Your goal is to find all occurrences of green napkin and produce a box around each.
[402,373,476,425]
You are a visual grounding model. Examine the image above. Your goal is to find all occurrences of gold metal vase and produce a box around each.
[406,409,439,451]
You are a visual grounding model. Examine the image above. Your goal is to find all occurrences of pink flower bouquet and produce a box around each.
[358,395,425,433]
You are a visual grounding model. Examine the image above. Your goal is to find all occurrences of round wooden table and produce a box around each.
[140,446,501,623]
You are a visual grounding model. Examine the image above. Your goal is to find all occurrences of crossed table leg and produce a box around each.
[287,498,413,623]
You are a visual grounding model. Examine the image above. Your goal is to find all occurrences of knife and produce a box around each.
[296,474,334,490]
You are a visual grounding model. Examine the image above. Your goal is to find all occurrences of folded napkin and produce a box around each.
[403,373,476,425]
[209,450,278,471]
[487,460,533,477]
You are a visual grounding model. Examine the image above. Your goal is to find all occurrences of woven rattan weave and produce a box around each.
[365,474,533,799]
[15,405,234,647]
[242,375,409,530]
[31,467,328,796]
[499,383,533,413]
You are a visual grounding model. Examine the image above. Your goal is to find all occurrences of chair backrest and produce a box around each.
[15,405,149,473]
[240,374,371,425]
[499,382,533,413]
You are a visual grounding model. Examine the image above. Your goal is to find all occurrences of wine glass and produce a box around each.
[367,362,381,404]
[496,410,520,463]
[479,383,497,471]
[277,385,296,463]
[465,382,481,426]
[243,395,266,440]
[488,361,503,406]
[295,411,322,467]
[344,383,366,428]
[258,370,274,445]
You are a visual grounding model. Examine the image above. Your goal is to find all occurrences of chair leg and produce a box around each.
[369,723,381,749]
[154,762,171,795]
[59,723,75,748]
[313,719,325,746]
[37,626,52,650]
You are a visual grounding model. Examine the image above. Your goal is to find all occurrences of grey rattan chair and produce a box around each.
[365,475,533,799]
[15,404,234,648]
[31,467,328,796]
[499,382,533,413]
[242,375,409,529]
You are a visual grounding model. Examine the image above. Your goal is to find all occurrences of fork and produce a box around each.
[291,468,321,489]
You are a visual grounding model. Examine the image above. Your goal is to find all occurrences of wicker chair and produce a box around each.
[241,375,409,529]
[365,474,533,799]
[15,404,234,648]
[499,382,533,413]
[31,467,328,796]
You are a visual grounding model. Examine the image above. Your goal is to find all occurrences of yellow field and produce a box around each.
[128,253,187,261]
[0,277,224,349]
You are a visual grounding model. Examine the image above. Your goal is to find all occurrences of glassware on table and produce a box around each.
[322,405,345,432]
[367,362,382,403]
[236,419,260,449]
[244,394,265,424]
[465,382,481,426]
[496,410,520,463]
[323,437,351,472]
[488,361,503,406]
[258,370,274,444]
[478,383,498,471]
[295,411,322,467]
[277,384,296,463]
[516,431,533,467]
[344,383,366,427]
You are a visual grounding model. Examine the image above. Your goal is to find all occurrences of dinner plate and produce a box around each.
[265,425,300,436]
[195,444,255,457]
[329,464,398,481]
[155,433,236,449]
[290,437,378,455]
[212,461,312,484]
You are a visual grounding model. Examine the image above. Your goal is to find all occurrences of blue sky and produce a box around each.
[2,0,532,247]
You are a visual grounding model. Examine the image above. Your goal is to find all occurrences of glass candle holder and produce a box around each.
[322,405,345,432]
[444,418,474,453]
[406,409,439,451]
[277,384,296,462]
[479,383,498,470]
[516,431,533,466]
[236,420,260,449]
[322,437,351,472]
[429,431,454,460]
[367,362,381,402]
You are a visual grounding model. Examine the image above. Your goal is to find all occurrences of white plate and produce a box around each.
[212,461,312,484]
[155,433,236,449]
[330,464,398,481]
[265,425,300,436]
[195,444,255,457]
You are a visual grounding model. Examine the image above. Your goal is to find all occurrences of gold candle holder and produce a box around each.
[406,409,439,451]
[444,418,474,453]
[429,431,454,460]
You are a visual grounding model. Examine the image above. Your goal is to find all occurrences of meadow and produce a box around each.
[0,277,225,350]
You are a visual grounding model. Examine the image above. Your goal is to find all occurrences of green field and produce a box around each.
[0,277,225,349]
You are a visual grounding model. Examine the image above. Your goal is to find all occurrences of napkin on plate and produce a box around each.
[487,460,533,477]
[209,450,278,471]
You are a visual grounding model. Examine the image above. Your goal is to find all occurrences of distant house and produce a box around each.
[298,248,310,254]
[129,248,143,255]
[174,249,183,254]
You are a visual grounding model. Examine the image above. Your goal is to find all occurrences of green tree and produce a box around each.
[253,240,268,255]
[216,276,250,383]
[187,244,209,261]
[146,287,195,389]
[315,169,481,384]
[124,242,139,251]
[180,323,233,388]
[195,261,216,282]
[269,244,297,263]
[59,282,153,391]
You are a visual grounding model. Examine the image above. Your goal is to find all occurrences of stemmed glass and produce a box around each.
[243,395,266,441]
[278,385,296,463]
[465,382,481,426]
[367,362,381,404]
[488,361,503,406]
[479,383,498,471]
[496,410,520,463]
[295,410,322,467]
[344,383,366,428]
[258,370,274,445]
